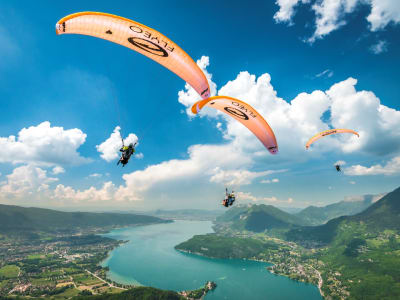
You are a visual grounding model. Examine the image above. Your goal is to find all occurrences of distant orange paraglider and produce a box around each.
[306,129,359,149]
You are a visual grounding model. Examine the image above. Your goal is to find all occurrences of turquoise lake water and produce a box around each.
[101,220,322,300]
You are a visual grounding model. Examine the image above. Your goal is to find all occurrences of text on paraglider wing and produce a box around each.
[231,101,257,118]
[129,25,175,56]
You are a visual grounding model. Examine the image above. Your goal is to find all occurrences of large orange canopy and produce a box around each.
[192,96,278,154]
[56,12,210,99]
[306,129,359,149]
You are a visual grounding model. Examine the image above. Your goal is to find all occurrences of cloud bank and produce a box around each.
[274,0,400,42]
[2,57,399,207]
[0,121,89,166]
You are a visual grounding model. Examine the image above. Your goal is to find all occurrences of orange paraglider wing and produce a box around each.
[305,129,359,149]
[56,12,210,99]
[192,96,278,154]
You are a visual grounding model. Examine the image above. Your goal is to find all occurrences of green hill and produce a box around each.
[0,204,169,236]
[0,287,185,300]
[175,234,273,259]
[217,204,308,232]
[355,187,400,230]
[287,187,400,244]
[72,287,185,299]
[295,195,377,225]
[286,187,400,299]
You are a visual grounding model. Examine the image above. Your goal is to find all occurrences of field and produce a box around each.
[0,265,19,278]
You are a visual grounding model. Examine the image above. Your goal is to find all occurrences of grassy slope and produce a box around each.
[72,287,185,300]
[0,204,168,235]
[287,187,400,299]
[175,234,277,259]
[217,204,309,233]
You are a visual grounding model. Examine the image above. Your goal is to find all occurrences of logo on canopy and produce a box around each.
[224,107,249,120]
[128,37,168,57]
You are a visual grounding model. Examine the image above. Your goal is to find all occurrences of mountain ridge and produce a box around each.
[295,194,380,225]
[0,204,169,236]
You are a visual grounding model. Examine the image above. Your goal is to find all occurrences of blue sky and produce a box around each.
[0,0,399,211]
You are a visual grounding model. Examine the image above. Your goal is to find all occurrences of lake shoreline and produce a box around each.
[176,247,323,298]
[100,220,322,300]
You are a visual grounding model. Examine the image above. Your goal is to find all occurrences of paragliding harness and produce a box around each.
[117,140,136,167]
[335,164,341,172]
[222,188,235,207]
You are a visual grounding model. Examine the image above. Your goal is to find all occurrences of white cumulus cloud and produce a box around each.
[274,0,309,23]
[210,168,284,186]
[274,0,400,42]
[344,156,400,176]
[52,166,65,175]
[0,165,58,200]
[96,126,138,162]
[0,121,88,166]
[53,181,118,203]
[367,0,400,31]
[182,59,400,158]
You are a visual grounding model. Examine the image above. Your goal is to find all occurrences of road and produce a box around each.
[84,269,127,290]
[310,266,324,297]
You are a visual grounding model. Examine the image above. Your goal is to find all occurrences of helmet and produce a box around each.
[129,143,134,148]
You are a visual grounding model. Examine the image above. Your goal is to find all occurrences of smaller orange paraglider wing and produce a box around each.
[305,129,359,149]
[192,96,278,154]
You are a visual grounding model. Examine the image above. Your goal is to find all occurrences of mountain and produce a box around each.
[72,287,184,299]
[286,187,400,299]
[287,187,400,244]
[176,234,272,259]
[295,194,379,225]
[0,204,169,236]
[148,209,224,221]
[216,204,308,232]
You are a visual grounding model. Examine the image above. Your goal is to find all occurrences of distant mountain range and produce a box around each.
[287,187,400,244]
[148,209,224,221]
[215,193,381,232]
[294,194,383,225]
[0,204,169,236]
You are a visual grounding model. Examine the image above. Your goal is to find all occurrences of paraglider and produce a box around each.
[117,142,136,167]
[305,129,359,149]
[191,96,278,155]
[55,12,210,99]
[222,188,236,207]
[335,164,341,172]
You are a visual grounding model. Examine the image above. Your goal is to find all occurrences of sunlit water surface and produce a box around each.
[102,220,322,300]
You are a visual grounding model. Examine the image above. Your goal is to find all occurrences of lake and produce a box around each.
[101,220,322,300]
